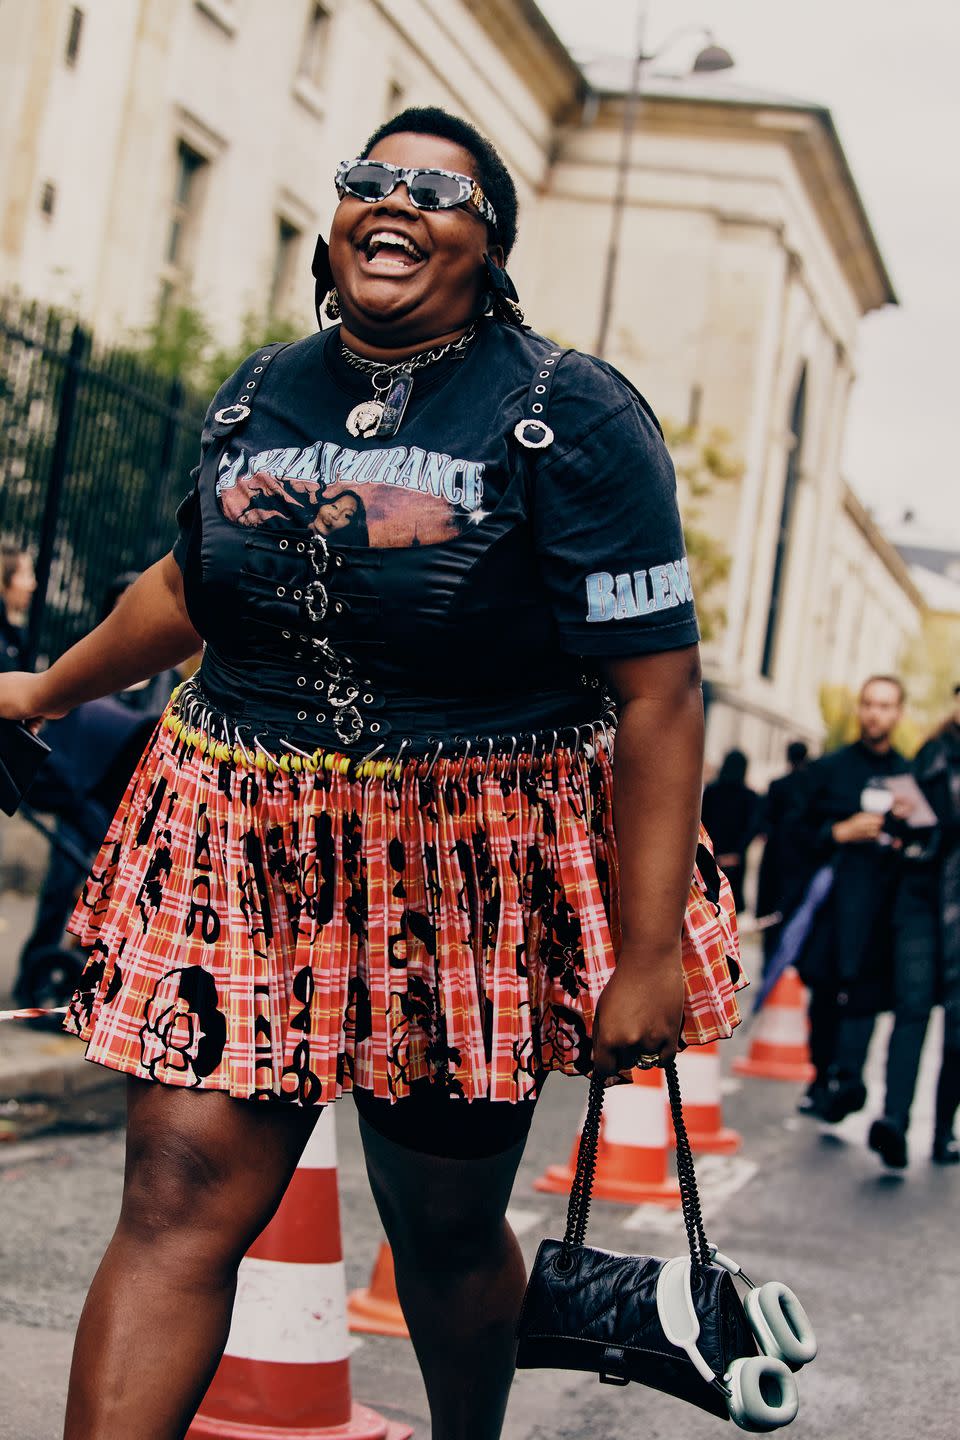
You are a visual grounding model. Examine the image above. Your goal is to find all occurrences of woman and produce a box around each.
[0,543,36,670]
[869,684,960,1169]
[312,486,368,544]
[0,107,742,1439]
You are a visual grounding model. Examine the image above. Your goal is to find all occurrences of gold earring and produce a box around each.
[323,288,341,319]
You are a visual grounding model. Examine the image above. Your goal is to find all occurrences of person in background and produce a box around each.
[0,544,36,670]
[788,676,909,1121]
[14,572,186,1005]
[755,740,810,964]
[701,748,761,913]
[869,683,960,1169]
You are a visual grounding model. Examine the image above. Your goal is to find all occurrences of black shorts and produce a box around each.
[352,1079,540,1159]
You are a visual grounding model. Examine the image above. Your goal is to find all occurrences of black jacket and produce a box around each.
[786,740,909,1010]
[755,768,807,919]
[914,724,960,989]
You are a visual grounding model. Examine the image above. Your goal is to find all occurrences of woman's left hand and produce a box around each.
[591,943,684,1075]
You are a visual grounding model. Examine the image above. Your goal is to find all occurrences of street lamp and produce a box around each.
[593,14,735,358]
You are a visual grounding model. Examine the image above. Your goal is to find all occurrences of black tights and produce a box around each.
[885,873,960,1136]
[65,1079,541,1440]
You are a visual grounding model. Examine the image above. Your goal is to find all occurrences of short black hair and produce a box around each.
[786,739,809,768]
[361,106,518,259]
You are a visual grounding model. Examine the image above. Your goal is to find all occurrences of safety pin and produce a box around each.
[567,724,581,762]
[481,736,496,782]
[423,738,444,781]
[254,733,278,765]
[503,735,518,773]
[279,736,315,760]
[233,726,255,766]
[457,737,473,785]
[392,739,410,773]
[358,742,386,767]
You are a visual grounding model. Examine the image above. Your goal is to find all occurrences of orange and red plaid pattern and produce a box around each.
[64,719,745,1105]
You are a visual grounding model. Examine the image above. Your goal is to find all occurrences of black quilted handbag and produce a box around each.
[515,1062,757,1421]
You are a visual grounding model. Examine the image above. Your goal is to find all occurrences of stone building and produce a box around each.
[0,0,918,765]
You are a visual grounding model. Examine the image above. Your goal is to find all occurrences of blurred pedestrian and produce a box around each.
[701,748,760,912]
[788,676,908,1121]
[14,572,184,1006]
[0,544,35,670]
[869,683,960,1168]
[756,740,810,964]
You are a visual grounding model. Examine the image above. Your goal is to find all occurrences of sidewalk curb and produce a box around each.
[0,1033,121,1104]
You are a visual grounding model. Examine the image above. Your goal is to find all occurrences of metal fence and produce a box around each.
[0,294,207,666]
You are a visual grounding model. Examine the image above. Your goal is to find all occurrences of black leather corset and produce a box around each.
[183,434,600,753]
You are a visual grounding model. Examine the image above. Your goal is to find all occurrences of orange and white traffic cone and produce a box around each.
[733,967,815,1084]
[188,1108,411,1440]
[348,1242,409,1339]
[674,1042,741,1154]
[534,1067,681,1207]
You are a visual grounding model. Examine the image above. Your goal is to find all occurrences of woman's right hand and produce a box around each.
[0,670,67,725]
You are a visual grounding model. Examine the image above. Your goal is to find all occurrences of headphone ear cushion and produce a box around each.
[745,1283,818,1370]
[726,1356,800,1432]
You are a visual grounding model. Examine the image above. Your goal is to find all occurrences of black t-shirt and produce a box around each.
[173,320,699,749]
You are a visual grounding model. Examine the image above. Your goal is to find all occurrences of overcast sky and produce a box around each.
[539,0,959,540]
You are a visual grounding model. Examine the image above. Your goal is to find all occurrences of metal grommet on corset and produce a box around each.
[209,340,290,436]
[513,346,570,453]
[214,402,251,425]
[514,417,554,449]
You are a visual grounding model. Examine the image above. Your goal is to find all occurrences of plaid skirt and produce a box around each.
[64,707,745,1104]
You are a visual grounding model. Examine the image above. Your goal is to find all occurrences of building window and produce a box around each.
[760,366,807,679]
[269,218,302,317]
[166,141,209,269]
[64,7,84,67]
[39,181,57,217]
[298,2,331,88]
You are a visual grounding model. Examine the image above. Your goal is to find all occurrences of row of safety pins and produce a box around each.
[164,685,618,785]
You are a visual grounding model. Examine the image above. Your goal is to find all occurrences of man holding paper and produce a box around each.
[786,676,910,1122]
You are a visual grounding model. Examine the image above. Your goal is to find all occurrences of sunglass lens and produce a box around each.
[343,163,395,200]
[408,172,465,210]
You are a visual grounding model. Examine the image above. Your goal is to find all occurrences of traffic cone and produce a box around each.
[674,1042,742,1154]
[534,1067,681,1207]
[188,1108,411,1440]
[733,967,815,1083]
[348,1243,409,1339]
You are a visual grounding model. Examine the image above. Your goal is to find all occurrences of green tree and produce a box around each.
[900,610,960,740]
[138,292,306,397]
[662,420,743,644]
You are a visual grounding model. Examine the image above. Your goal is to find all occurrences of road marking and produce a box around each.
[621,1204,688,1236]
[623,1155,758,1233]
[506,1205,546,1236]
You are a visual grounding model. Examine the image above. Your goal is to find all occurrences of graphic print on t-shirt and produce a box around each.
[215,439,488,548]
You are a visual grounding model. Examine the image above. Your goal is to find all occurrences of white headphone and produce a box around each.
[656,1251,817,1432]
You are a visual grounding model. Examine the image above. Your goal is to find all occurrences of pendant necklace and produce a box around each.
[341,325,477,440]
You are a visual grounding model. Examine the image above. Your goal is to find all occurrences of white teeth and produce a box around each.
[366,231,423,260]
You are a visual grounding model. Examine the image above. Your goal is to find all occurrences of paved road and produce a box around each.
[1,949,956,1438]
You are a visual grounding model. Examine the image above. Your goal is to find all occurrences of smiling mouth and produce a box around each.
[359,230,426,272]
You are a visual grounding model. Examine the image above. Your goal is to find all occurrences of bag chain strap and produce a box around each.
[560,1060,712,1273]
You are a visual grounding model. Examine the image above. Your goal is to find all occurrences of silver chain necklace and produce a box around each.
[340,325,477,439]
